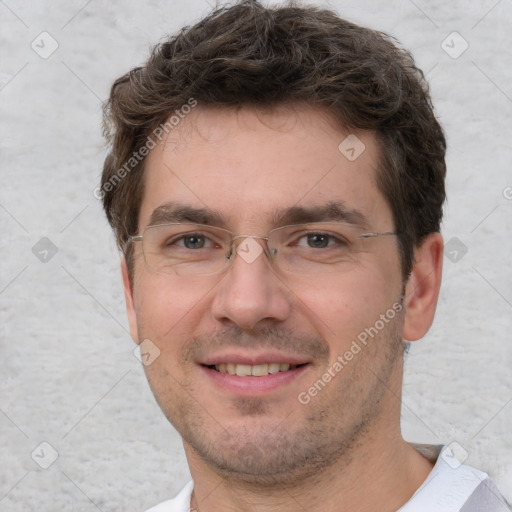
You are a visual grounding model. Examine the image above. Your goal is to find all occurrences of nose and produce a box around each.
[210,236,292,330]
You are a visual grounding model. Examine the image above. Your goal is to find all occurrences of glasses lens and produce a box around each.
[142,224,230,276]
[268,222,371,274]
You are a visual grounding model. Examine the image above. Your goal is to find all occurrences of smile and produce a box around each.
[201,361,310,396]
[210,363,301,376]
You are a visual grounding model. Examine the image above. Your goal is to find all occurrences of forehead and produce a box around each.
[139,105,392,231]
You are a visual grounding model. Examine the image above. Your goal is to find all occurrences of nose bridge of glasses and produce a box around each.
[231,234,269,244]
[228,234,272,258]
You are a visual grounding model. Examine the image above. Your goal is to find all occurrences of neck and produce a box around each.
[186,429,433,512]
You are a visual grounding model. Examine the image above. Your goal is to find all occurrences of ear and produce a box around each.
[402,233,443,342]
[121,256,140,345]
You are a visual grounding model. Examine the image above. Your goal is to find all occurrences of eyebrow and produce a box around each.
[271,202,369,229]
[147,200,370,231]
[148,202,227,228]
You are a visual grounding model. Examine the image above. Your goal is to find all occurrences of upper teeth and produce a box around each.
[214,363,293,376]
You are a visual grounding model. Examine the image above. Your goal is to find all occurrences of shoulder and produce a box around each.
[144,481,194,512]
[461,478,512,512]
[400,445,511,512]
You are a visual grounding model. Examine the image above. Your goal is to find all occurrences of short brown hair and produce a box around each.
[101,0,446,279]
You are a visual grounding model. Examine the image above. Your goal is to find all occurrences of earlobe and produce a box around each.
[402,233,444,342]
[121,257,140,345]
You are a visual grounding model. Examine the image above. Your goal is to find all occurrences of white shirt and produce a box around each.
[144,445,511,512]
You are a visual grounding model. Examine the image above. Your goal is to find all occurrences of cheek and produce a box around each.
[133,273,207,350]
[289,264,402,350]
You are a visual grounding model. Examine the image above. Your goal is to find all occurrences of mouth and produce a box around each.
[205,362,306,377]
[200,356,311,396]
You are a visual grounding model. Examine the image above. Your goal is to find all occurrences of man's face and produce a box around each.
[125,106,407,484]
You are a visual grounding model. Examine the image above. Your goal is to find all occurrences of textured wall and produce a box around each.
[0,0,511,510]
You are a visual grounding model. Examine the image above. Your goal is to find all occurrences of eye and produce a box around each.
[296,232,347,249]
[169,232,217,250]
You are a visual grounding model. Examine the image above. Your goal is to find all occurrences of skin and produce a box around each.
[121,105,444,512]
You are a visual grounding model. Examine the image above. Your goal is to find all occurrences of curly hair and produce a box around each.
[101,0,446,280]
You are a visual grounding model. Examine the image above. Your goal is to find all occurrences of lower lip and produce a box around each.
[201,365,309,396]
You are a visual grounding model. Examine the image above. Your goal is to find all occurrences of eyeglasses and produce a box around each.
[128,222,398,277]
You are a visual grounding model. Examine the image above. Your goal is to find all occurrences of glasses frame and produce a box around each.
[128,222,399,276]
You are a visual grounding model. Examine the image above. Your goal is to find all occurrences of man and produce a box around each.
[100,1,511,510]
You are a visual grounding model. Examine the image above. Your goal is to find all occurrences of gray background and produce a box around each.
[1,0,511,510]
